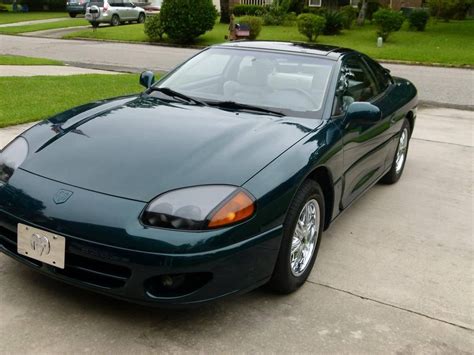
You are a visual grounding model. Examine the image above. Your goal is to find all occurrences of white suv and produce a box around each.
[86,0,146,27]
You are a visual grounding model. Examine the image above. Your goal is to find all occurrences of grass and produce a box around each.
[64,19,474,66]
[0,74,145,127]
[0,55,63,65]
[0,18,88,33]
[0,11,67,25]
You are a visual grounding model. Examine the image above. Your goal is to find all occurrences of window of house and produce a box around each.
[308,0,322,7]
[350,0,360,7]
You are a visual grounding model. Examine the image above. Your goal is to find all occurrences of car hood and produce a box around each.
[21,95,322,202]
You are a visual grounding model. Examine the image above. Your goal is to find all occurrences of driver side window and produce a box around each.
[334,56,378,115]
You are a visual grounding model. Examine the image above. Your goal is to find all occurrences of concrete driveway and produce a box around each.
[0,108,472,353]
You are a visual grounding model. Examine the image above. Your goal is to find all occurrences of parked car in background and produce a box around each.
[85,0,146,27]
[66,0,90,17]
[143,0,161,15]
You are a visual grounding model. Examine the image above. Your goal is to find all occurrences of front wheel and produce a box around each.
[381,119,411,184]
[268,180,325,294]
[69,13,77,18]
[137,12,145,23]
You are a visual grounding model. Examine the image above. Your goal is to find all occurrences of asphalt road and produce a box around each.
[1,35,473,109]
[0,107,473,353]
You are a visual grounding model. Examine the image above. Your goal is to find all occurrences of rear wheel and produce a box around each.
[69,13,77,18]
[268,180,325,294]
[111,14,120,26]
[381,119,411,184]
[137,12,145,23]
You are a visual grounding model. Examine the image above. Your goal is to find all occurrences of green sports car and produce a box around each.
[0,42,417,306]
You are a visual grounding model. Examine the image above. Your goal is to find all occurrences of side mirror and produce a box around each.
[345,102,381,126]
[140,71,155,89]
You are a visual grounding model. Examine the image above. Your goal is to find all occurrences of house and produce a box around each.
[230,0,422,11]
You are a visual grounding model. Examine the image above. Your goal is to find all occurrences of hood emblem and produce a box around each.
[53,189,73,204]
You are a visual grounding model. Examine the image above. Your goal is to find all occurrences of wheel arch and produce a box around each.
[305,166,335,231]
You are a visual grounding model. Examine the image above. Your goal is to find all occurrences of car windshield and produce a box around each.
[156,47,334,118]
[89,1,104,6]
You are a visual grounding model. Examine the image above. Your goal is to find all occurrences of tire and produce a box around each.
[381,119,411,184]
[111,14,120,26]
[268,180,325,294]
[137,12,145,23]
[69,13,77,18]
[91,21,99,28]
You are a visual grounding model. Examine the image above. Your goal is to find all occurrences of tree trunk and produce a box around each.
[220,0,230,24]
[357,0,367,26]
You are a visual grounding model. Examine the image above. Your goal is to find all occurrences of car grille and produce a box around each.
[0,225,131,289]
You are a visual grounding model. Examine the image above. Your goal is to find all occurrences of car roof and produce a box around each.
[216,41,355,60]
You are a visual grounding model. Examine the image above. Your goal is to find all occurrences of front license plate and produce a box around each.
[17,224,66,269]
[85,14,92,19]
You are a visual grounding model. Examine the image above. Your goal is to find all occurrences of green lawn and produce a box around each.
[0,74,144,127]
[0,11,68,25]
[0,55,63,65]
[0,18,88,33]
[65,20,474,66]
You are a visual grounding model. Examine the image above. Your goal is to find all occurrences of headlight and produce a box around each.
[0,137,28,185]
[142,185,255,230]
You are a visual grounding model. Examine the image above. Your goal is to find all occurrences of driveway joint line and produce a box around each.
[412,137,473,148]
[307,280,474,332]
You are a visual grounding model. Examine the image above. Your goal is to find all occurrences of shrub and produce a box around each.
[239,16,263,40]
[322,10,345,35]
[428,0,457,19]
[232,4,265,16]
[263,4,288,25]
[302,6,324,16]
[428,0,471,20]
[20,0,65,11]
[297,13,326,41]
[289,0,305,14]
[373,9,404,40]
[160,0,217,44]
[340,5,358,29]
[144,14,166,41]
[408,9,430,30]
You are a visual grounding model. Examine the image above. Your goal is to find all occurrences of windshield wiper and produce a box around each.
[149,87,208,107]
[208,101,285,117]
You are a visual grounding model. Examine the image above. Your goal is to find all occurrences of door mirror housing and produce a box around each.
[345,102,381,125]
[140,71,155,89]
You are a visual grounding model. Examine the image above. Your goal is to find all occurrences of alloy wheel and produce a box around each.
[290,199,320,277]
[395,127,409,174]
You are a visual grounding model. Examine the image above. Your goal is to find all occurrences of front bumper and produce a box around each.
[0,170,282,306]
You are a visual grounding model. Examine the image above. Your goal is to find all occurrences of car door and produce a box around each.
[123,1,136,20]
[335,54,393,208]
[111,0,125,19]
[362,56,403,170]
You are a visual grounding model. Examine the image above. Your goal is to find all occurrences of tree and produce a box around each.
[220,0,230,23]
[357,0,368,25]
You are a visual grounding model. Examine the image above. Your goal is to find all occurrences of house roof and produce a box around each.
[217,41,354,60]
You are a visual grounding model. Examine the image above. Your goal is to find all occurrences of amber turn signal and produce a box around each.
[208,191,255,228]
